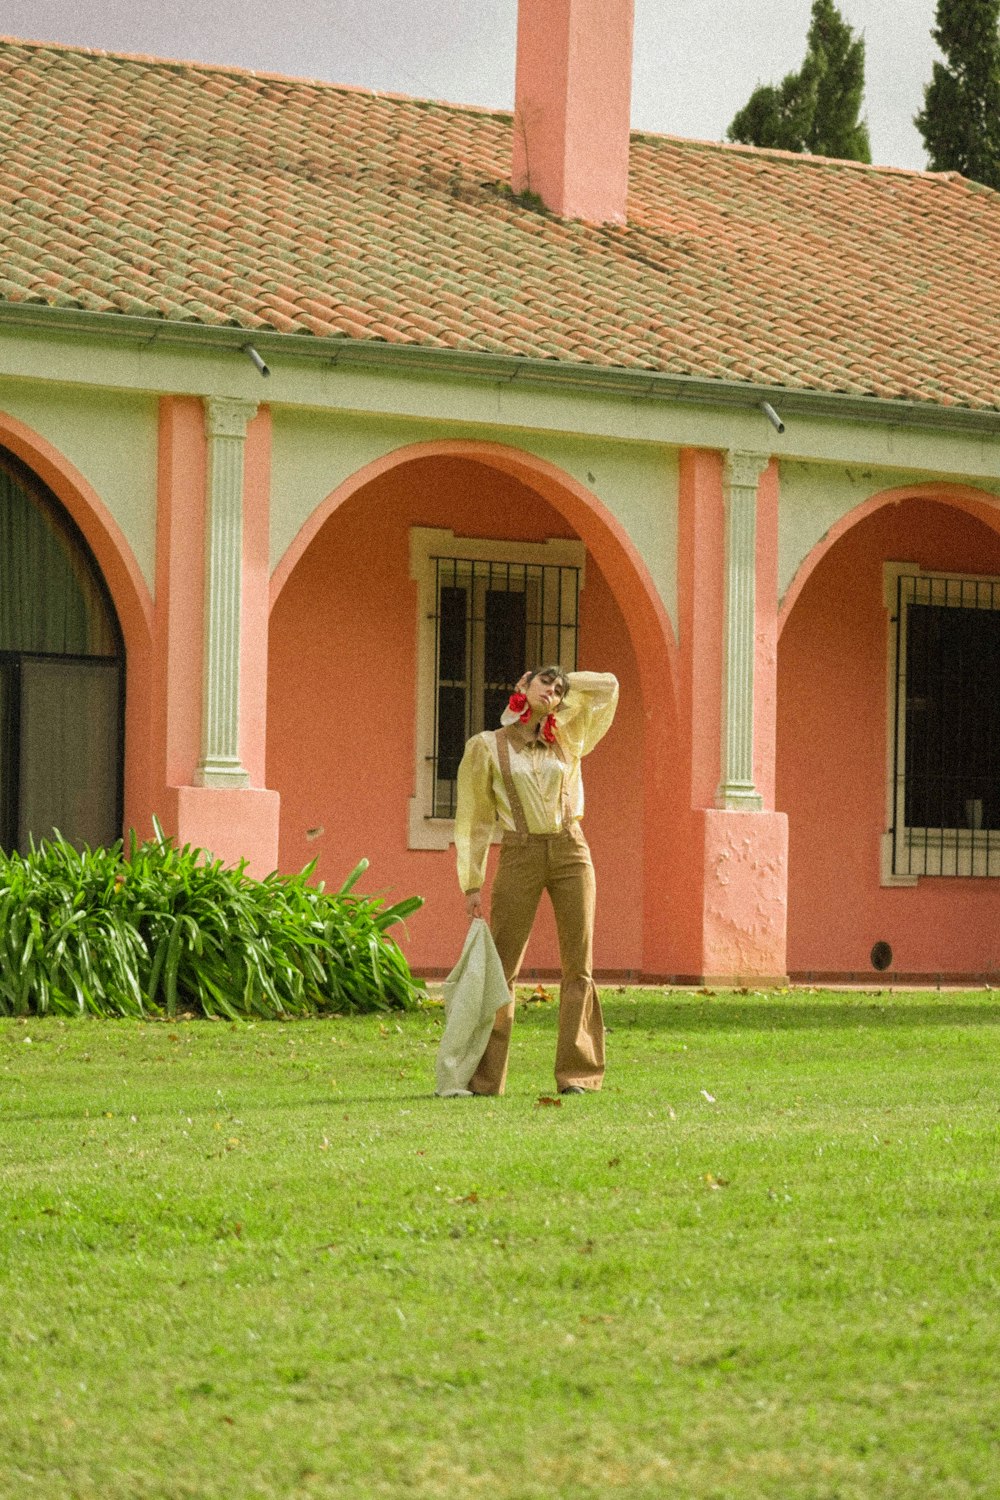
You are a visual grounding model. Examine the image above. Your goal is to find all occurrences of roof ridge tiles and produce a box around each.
[0,33,513,123]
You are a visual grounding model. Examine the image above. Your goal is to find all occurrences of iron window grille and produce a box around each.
[430,555,580,818]
[889,569,1000,878]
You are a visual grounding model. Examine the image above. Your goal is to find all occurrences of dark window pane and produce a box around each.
[0,661,15,850]
[482,685,511,732]
[18,658,121,851]
[484,588,525,687]
[905,603,1000,830]
[436,685,466,784]
[439,586,467,683]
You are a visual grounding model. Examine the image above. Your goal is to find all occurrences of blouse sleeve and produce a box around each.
[555,671,620,760]
[454,734,497,893]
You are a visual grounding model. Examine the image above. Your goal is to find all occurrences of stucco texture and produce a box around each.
[266,454,646,975]
[0,381,158,589]
[777,496,1000,977]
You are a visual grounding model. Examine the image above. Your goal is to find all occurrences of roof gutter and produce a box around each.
[0,301,997,439]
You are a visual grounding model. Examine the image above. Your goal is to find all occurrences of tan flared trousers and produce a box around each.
[469,823,605,1095]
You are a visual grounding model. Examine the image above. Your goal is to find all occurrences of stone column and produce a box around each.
[193,397,257,789]
[716,450,769,811]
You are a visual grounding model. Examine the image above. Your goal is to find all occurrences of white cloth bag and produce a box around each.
[434,918,510,1097]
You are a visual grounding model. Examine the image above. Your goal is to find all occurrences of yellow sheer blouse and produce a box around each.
[454,671,619,893]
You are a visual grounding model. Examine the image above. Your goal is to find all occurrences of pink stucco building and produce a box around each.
[1,0,999,983]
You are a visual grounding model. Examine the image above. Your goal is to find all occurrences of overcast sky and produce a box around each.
[0,0,941,170]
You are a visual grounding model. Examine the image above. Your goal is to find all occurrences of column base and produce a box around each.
[715,783,764,812]
[697,807,788,984]
[159,785,281,878]
[193,760,251,789]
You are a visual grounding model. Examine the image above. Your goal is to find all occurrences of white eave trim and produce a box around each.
[0,302,998,439]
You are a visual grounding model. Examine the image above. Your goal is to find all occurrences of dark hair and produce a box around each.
[527,665,571,702]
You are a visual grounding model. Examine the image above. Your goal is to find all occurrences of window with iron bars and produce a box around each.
[408,529,585,847]
[430,556,580,817]
[886,566,1000,879]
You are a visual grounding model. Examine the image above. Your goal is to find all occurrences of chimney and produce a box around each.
[512,0,635,225]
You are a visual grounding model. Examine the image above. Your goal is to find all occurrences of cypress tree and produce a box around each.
[915,0,1000,188]
[727,0,871,163]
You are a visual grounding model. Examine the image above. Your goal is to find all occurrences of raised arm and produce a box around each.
[555,671,619,759]
[454,734,497,898]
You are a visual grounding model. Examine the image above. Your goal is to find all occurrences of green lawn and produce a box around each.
[2,988,999,1499]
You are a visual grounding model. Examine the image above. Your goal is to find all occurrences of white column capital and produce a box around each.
[725,450,770,494]
[204,397,258,442]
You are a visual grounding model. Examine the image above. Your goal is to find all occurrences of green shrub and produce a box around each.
[0,827,424,1019]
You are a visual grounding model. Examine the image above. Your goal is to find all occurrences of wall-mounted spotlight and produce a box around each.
[243,344,271,378]
[760,400,785,434]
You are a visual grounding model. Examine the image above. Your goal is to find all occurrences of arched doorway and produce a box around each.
[0,446,125,851]
[777,487,1000,978]
[268,442,678,974]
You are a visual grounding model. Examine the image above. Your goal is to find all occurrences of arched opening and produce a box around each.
[268,443,678,974]
[777,488,1000,979]
[0,445,125,851]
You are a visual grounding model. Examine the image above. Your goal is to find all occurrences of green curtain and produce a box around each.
[0,462,117,657]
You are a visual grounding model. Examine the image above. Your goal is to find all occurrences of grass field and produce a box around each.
[2,987,999,1499]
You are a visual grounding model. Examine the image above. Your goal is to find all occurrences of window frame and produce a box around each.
[882,561,1000,884]
[408,527,586,850]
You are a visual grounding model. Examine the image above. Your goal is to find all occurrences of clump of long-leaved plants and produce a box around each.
[0,824,424,1019]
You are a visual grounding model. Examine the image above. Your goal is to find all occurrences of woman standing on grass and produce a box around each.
[454,665,619,1096]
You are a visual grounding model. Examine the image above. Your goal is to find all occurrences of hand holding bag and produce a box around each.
[434,918,509,1097]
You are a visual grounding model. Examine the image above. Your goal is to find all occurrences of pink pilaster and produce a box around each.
[152,397,278,875]
[672,449,788,983]
[513,0,634,224]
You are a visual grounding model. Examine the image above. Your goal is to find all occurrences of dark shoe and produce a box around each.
[559,1085,587,1095]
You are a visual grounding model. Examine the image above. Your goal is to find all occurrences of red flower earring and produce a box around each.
[507,691,531,724]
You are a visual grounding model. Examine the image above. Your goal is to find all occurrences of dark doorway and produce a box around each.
[0,448,124,851]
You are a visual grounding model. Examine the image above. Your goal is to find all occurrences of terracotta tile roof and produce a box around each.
[1,37,999,412]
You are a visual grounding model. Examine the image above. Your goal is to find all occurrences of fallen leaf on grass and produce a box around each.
[578,1239,595,1255]
[704,1173,730,1190]
[607,1157,620,1167]
[700,1090,716,1104]
[535,1095,562,1108]
[451,1191,479,1205]
[698,988,717,997]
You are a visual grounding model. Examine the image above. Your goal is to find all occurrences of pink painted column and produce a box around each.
[513,0,634,223]
[152,397,279,874]
[673,449,788,983]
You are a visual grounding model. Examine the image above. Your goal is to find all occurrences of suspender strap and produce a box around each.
[495,727,575,834]
[551,737,575,827]
[495,728,530,836]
